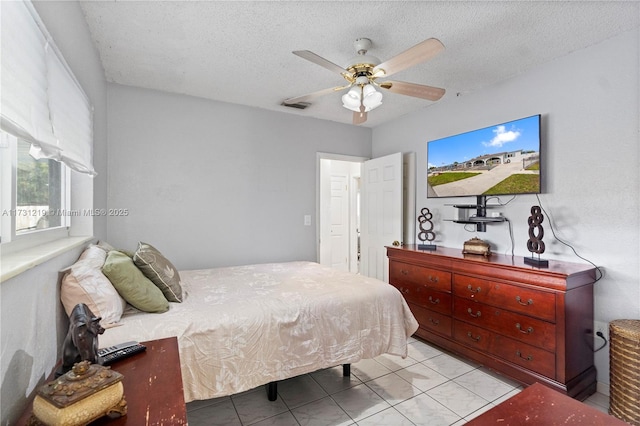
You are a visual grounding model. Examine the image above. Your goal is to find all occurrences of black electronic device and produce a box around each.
[98,341,146,365]
[427,114,542,199]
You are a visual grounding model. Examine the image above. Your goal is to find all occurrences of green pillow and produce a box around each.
[102,250,169,313]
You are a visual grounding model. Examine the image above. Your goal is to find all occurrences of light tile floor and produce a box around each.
[187,337,611,425]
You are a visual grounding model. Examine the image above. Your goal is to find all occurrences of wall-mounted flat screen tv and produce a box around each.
[427,114,541,198]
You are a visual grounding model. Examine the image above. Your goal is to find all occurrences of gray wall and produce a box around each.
[373,28,640,388]
[0,247,85,424]
[106,84,372,269]
[0,2,107,424]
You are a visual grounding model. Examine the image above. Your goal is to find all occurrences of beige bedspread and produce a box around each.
[99,261,418,402]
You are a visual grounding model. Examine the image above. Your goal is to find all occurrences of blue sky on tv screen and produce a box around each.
[427,115,540,168]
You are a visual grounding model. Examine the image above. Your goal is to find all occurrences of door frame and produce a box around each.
[316,152,369,271]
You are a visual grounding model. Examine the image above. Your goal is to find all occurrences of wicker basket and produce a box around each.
[609,319,640,425]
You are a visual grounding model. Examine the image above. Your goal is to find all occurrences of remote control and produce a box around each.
[98,341,146,365]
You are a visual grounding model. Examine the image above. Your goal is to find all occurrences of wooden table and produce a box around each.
[466,383,627,425]
[17,337,187,425]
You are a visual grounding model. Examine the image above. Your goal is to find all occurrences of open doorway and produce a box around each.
[317,152,416,278]
[317,153,366,274]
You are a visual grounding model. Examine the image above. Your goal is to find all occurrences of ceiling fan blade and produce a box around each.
[283,85,348,105]
[293,50,347,76]
[378,80,445,101]
[353,110,367,125]
[373,38,445,78]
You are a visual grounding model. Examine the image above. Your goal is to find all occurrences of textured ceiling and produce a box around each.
[79,1,639,127]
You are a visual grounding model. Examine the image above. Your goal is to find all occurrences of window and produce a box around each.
[1,132,70,246]
[0,1,92,254]
[16,139,65,232]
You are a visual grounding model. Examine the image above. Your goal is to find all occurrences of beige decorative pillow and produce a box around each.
[95,240,116,253]
[133,242,183,303]
[103,250,169,313]
[60,245,127,327]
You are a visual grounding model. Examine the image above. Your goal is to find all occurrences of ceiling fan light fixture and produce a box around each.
[345,86,360,99]
[342,84,383,112]
[342,87,362,111]
[362,84,376,97]
[362,85,383,111]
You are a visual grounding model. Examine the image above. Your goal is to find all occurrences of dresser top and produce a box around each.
[387,245,597,289]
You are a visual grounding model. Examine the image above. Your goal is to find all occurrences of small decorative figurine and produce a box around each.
[524,205,549,267]
[417,207,437,250]
[56,303,105,377]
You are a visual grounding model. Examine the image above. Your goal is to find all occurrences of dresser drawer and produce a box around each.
[409,303,452,337]
[454,320,556,379]
[493,334,556,379]
[453,320,492,352]
[453,297,556,351]
[453,274,556,322]
[392,283,452,315]
[390,261,451,293]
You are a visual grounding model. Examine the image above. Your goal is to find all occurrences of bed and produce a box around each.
[96,260,418,403]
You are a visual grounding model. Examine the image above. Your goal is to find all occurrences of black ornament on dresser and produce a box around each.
[525,205,549,267]
[417,207,437,250]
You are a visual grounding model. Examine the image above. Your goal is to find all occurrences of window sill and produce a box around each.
[1,236,93,282]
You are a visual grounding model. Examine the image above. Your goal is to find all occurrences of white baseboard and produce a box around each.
[597,381,610,396]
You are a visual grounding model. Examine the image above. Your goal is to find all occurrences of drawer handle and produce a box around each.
[428,275,439,283]
[429,318,440,326]
[401,269,409,275]
[400,287,409,294]
[467,285,481,294]
[467,308,481,318]
[428,296,440,305]
[467,332,481,342]
[516,350,533,362]
[515,296,533,306]
[516,323,534,334]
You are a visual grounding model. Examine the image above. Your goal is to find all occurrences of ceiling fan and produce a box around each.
[283,37,446,125]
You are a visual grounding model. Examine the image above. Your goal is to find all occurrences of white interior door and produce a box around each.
[329,173,349,271]
[318,155,364,272]
[360,152,403,281]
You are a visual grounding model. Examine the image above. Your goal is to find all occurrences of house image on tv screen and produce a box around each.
[427,115,541,198]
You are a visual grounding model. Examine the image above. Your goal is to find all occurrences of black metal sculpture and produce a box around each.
[56,303,105,376]
[524,205,549,267]
[417,207,437,250]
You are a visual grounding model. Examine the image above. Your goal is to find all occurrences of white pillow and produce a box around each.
[60,244,127,327]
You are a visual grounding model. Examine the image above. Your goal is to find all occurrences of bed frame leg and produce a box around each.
[267,365,349,401]
[267,382,277,401]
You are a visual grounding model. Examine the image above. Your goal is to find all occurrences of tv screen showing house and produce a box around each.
[427,114,541,198]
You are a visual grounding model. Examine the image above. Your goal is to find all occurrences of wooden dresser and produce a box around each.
[387,245,597,400]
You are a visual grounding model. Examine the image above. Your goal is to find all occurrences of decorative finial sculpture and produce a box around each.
[524,205,549,267]
[417,207,437,251]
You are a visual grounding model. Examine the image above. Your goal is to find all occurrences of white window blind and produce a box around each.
[0,1,95,176]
